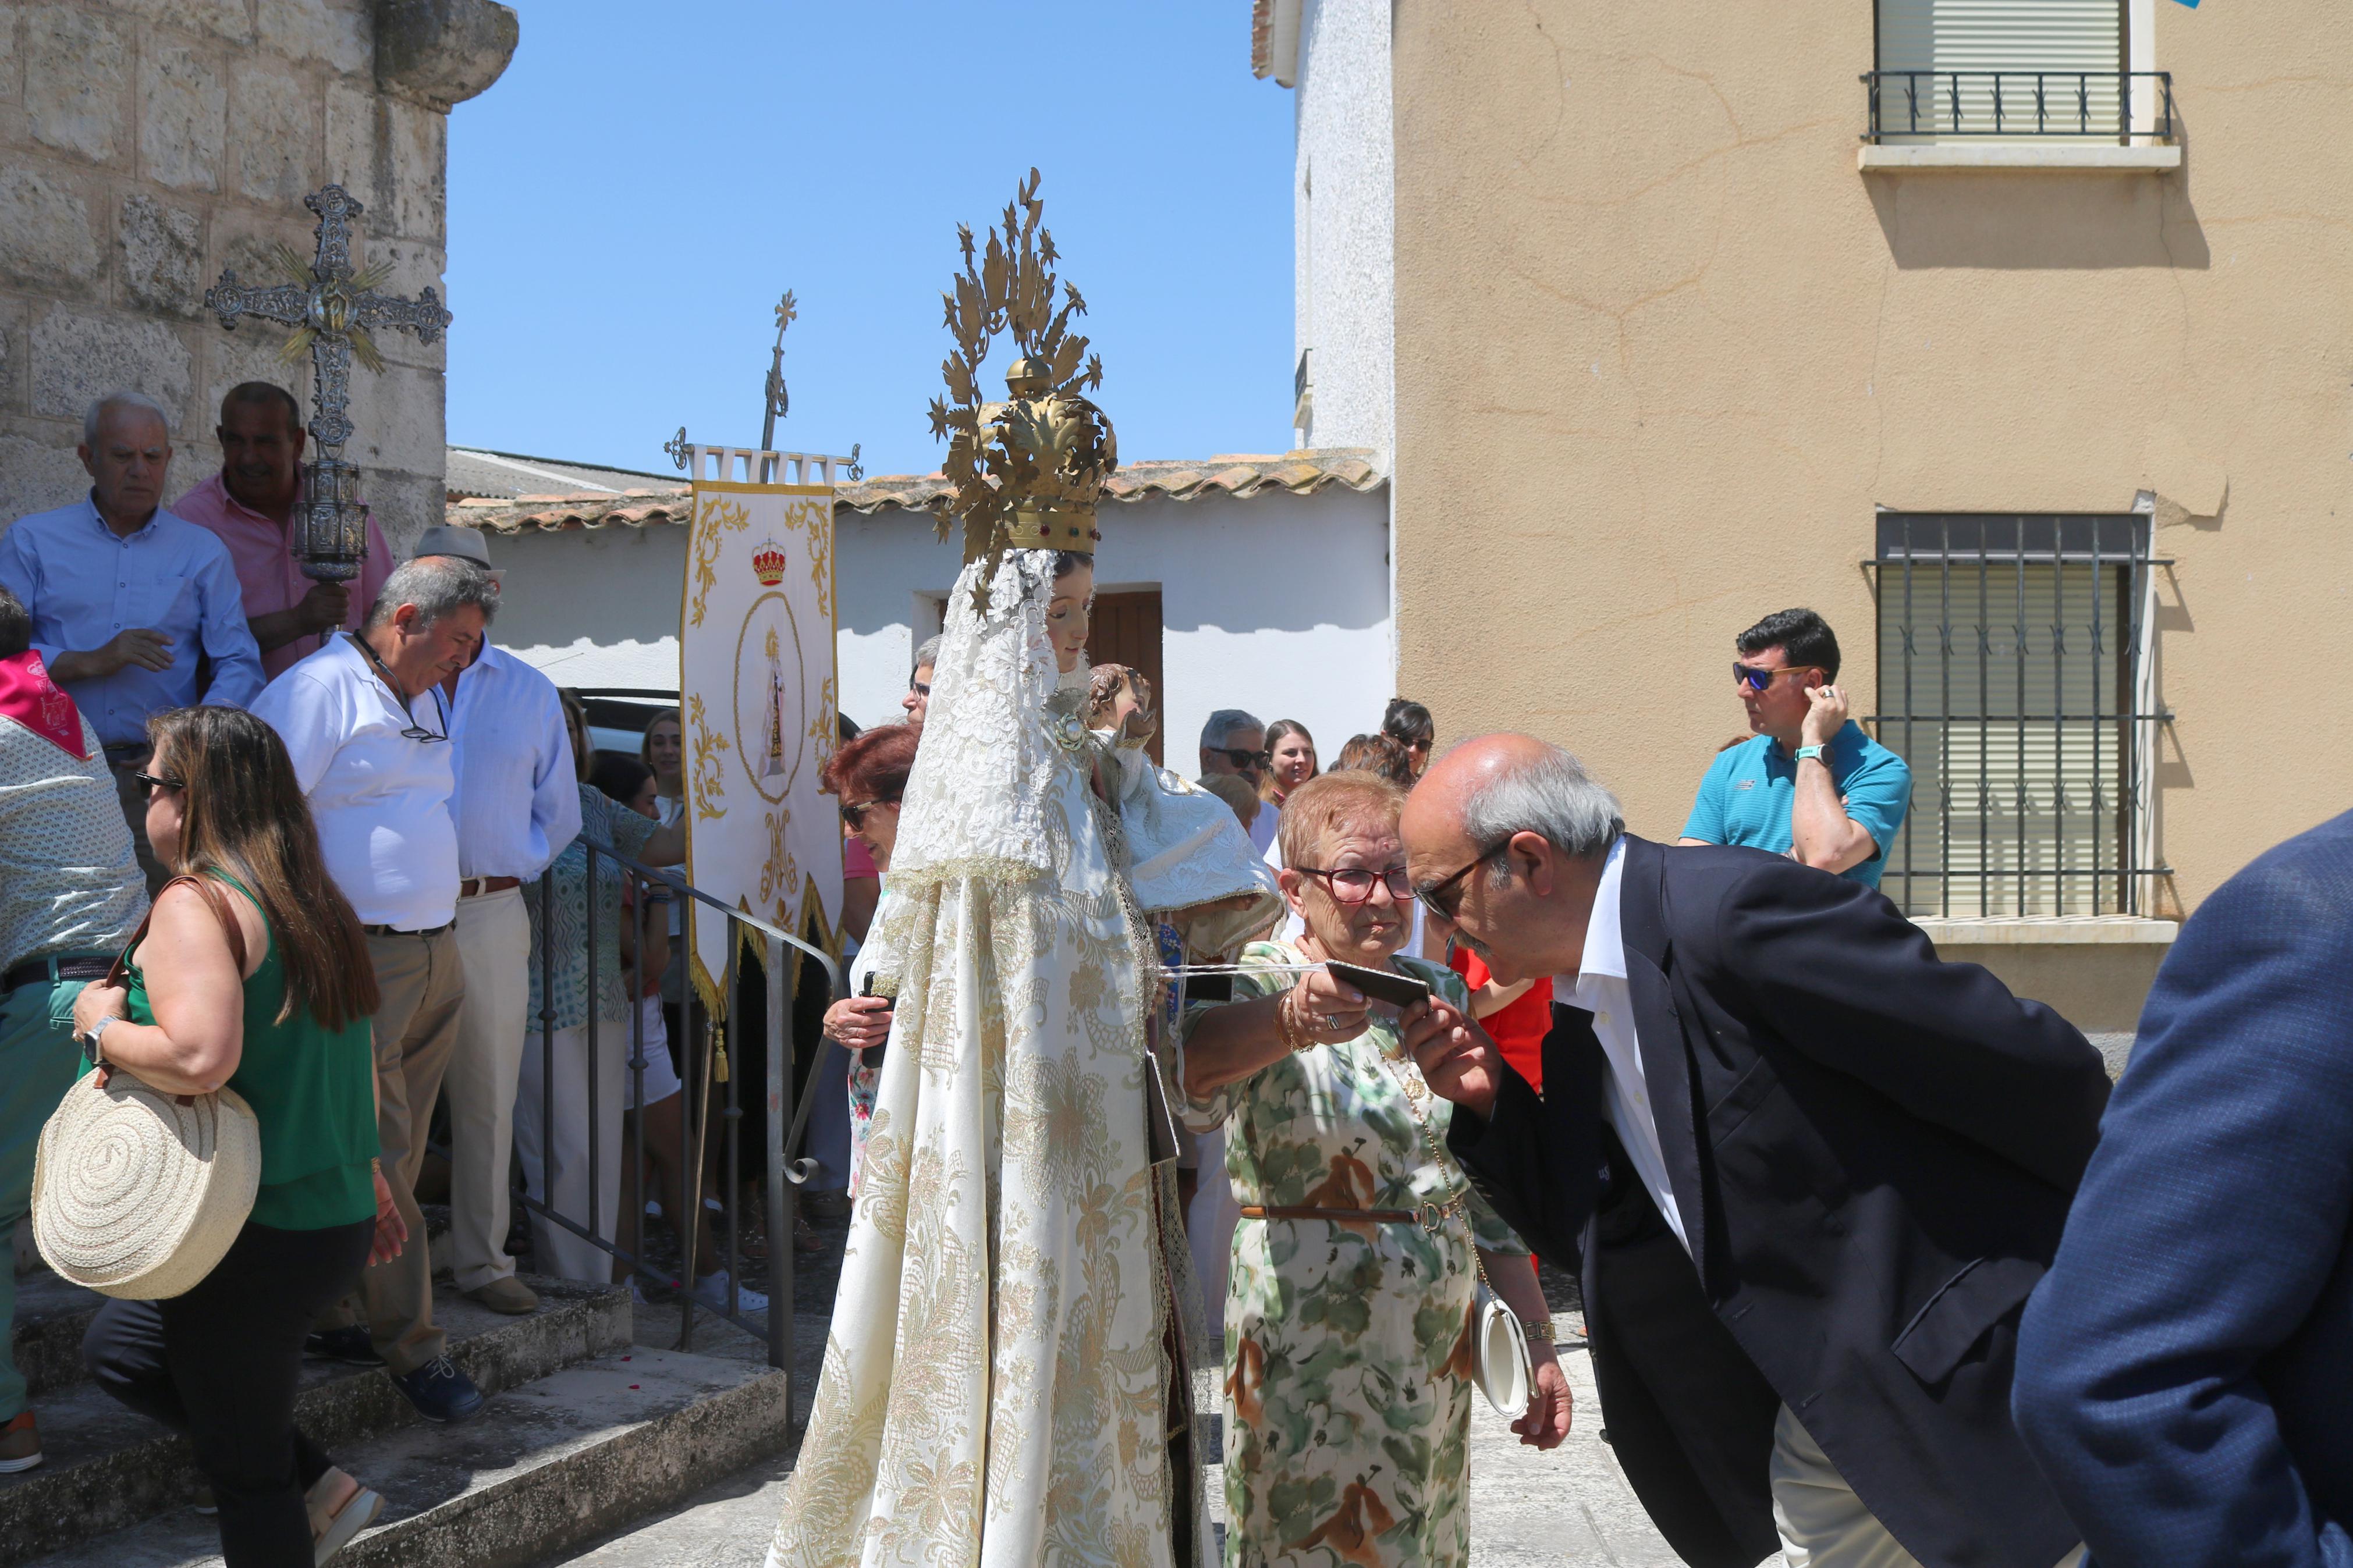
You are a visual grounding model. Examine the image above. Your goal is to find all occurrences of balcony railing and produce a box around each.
[1862,70,2174,143]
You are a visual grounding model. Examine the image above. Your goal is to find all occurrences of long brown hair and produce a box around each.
[147,706,380,1030]
[1259,718,1318,805]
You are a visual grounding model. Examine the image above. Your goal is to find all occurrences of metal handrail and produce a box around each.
[522,841,840,1400]
[1861,69,2174,143]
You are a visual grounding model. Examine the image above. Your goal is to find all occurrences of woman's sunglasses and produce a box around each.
[131,771,184,799]
[1296,865,1412,906]
[839,797,899,830]
[1733,662,1827,692]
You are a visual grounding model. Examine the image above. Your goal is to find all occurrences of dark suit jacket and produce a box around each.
[2012,809,2353,1568]
[1449,835,2110,1568]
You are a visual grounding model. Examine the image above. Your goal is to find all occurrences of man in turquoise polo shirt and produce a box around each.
[1681,608,1911,888]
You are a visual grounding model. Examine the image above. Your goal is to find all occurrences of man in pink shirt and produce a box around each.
[173,382,392,680]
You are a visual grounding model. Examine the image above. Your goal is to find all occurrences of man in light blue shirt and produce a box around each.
[0,393,265,886]
[1681,608,1911,890]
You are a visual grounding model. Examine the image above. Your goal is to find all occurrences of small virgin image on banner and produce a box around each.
[676,472,842,1012]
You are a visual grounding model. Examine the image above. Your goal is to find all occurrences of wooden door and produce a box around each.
[1089,589,1165,766]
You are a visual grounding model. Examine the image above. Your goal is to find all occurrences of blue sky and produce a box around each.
[444,2,1298,482]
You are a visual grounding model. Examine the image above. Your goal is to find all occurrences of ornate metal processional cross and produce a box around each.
[203,184,453,582]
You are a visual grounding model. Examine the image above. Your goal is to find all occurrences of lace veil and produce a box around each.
[886,548,1066,888]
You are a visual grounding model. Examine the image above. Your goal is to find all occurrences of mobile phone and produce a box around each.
[1324,959,1433,1011]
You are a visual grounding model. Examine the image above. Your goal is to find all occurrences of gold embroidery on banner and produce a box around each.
[688,495,750,628]
[686,694,729,822]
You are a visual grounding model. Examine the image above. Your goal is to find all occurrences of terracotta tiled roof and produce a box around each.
[458,448,1385,533]
[1251,0,1276,79]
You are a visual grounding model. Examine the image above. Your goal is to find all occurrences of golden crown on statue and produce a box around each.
[928,168,1117,587]
[751,539,789,586]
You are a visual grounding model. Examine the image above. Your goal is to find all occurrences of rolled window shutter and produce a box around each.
[1876,0,2127,138]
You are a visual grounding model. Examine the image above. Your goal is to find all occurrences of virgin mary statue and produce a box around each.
[769,175,1279,1568]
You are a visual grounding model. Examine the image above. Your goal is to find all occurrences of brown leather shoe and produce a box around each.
[463,1276,540,1315]
[0,1410,41,1474]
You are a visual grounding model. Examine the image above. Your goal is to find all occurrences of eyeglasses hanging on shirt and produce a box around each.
[346,632,450,744]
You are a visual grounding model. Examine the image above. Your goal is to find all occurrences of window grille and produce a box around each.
[1869,514,2166,918]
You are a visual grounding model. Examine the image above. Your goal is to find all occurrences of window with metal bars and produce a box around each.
[1870,514,2164,918]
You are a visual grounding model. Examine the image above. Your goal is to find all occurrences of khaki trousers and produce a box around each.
[441,889,531,1292]
[513,1019,627,1285]
[1770,1404,2084,1568]
[318,926,464,1374]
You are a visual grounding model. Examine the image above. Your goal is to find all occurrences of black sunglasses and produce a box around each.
[839,797,899,830]
[1414,835,1515,922]
[1296,864,1413,906]
[131,771,184,799]
[1215,748,1270,770]
[1733,662,1826,693]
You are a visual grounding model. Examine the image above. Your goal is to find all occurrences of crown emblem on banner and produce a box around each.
[928,168,1117,588]
[751,539,788,586]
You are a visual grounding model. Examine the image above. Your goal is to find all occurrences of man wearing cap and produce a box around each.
[250,549,494,1424]
[422,525,580,1317]
[172,383,395,682]
[0,585,147,1474]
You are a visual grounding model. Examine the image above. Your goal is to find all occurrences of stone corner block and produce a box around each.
[375,0,517,111]
[31,308,196,430]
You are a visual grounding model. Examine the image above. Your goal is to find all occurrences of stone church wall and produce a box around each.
[0,0,513,553]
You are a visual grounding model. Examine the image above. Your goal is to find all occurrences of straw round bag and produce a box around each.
[31,874,264,1300]
[32,1072,261,1299]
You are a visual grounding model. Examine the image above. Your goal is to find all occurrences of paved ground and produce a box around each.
[538,1226,1753,1566]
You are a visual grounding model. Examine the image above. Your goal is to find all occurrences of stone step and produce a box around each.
[18,1347,790,1568]
[0,1278,628,1567]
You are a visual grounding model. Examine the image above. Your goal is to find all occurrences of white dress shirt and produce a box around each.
[251,634,458,930]
[1563,835,1692,1254]
[448,645,580,880]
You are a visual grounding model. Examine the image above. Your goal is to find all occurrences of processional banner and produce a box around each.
[678,474,841,1012]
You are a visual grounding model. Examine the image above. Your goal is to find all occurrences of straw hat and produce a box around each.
[33,1071,260,1300]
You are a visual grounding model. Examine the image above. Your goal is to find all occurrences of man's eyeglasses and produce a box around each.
[1733,662,1827,693]
[1296,864,1413,906]
[1413,836,1515,923]
[839,797,899,830]
[131,771,184,799]
[351,632,449,742]
[1215,748,1270,771]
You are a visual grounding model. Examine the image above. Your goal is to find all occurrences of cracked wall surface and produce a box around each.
[1392,0,2353,954]
[0,0,507,555]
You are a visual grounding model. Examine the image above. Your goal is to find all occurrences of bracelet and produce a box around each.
[1273,991,1312,1055]
[1526,1317,1556,1346]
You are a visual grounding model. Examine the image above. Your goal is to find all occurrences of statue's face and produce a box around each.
[1047,564,1094,673]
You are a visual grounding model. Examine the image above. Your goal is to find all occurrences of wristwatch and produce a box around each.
[76,1014,114,1066]
[1794,744,1829,764]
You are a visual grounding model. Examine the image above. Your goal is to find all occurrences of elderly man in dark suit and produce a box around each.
[2010,809,2353,1568]
[1399,734,2110,1568]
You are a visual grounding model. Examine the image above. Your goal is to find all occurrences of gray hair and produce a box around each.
[83,391,172,446]
[1199,708,1264,751]
[1458,741,1624,867]
[911,634,941,680]
[365,555,499,631]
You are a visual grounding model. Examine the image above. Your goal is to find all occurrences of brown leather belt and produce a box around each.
[1239,1204,1422,1225]
[459,876,522,898]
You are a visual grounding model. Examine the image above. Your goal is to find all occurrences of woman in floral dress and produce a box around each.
[1180,771,1571,1567]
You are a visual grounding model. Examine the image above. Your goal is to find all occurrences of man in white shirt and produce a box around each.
[250,553,496,1426]
[418,526,580,1318]
[1399,734,2106,1568]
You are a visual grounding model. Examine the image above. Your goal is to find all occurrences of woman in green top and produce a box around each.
[72,706,397,1568]
[1179,771,1570,1567]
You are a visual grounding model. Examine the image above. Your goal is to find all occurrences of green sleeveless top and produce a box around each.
[101,871,380,1231]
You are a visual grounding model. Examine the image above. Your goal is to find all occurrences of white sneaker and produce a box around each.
[691,1269,768,1315]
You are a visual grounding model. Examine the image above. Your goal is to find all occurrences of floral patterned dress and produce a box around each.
[1180,941,1528,1567]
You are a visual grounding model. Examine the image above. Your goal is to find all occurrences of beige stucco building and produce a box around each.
[1259,0,2352,1044]
[0,0,516,553]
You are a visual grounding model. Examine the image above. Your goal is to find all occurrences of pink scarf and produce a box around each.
[0,650,88,759]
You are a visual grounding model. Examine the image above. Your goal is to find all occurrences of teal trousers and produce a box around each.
[0,972,86,1421]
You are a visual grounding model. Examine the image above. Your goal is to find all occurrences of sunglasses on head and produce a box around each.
[1733,662,1827,692]
[839,797,899,830]
[131,771,184,799]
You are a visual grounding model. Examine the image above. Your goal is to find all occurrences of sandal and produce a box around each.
[306,1468,385,1566]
